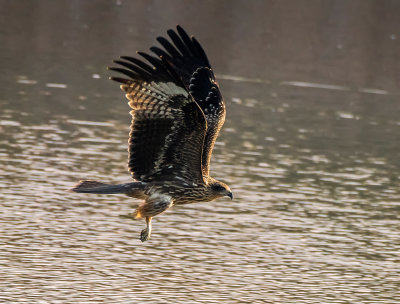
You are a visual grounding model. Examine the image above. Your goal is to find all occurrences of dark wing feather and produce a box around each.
[109,56,207,183]
[150,25,226,176]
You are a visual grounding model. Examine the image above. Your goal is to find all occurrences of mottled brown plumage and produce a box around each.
[72,26,232,241]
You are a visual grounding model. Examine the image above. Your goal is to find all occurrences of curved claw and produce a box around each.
[140,228,151,242]
[139,216,152,242]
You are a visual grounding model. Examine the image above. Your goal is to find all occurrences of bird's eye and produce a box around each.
[212,184,225,192]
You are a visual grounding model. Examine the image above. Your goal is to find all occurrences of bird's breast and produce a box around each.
[145,182,210,205]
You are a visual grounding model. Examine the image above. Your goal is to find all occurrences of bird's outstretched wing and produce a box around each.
[109,54,206,183]
[150,26,226,177]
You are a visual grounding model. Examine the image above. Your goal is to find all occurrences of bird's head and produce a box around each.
[209,180,233,200]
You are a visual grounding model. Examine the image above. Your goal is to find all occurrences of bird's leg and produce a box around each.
[134,196,173,242]
[140,216,152,242]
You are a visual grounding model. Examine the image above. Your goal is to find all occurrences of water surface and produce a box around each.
[1,1,399,303]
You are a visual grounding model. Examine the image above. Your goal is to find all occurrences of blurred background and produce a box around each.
[1,0,399,303]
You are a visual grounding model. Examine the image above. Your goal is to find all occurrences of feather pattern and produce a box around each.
[150,25,226,176]
[110,58,206,183]
[73,26,232,242]
[109,25,225,181]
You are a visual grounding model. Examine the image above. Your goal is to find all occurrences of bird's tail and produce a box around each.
[71,180,145,195]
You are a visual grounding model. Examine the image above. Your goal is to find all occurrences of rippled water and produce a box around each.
[1,1,400,303]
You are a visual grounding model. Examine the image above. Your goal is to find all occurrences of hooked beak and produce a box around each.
[227,192,233,200]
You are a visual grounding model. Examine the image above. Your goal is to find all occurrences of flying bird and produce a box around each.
[72,25,232,241]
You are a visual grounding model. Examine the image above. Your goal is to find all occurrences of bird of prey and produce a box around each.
[72,25,232,242]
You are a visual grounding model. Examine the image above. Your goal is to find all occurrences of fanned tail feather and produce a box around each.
[71,180,144,194]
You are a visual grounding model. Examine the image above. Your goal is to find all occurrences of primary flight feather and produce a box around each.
[72,25,232,241]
